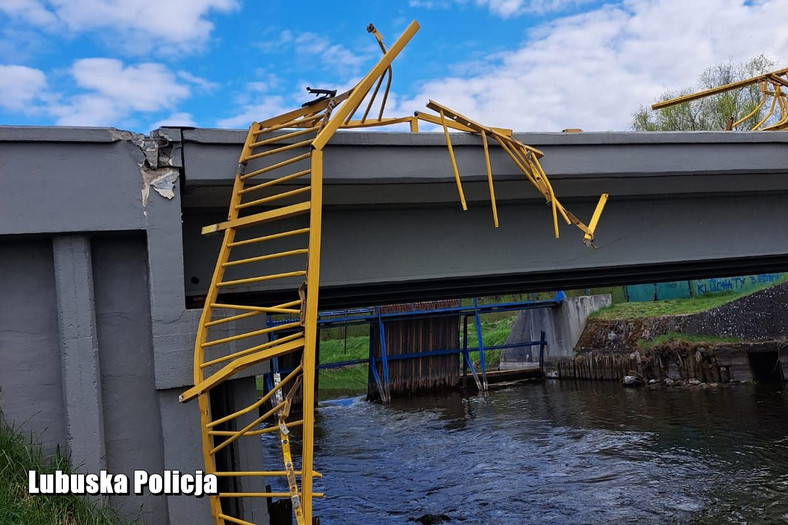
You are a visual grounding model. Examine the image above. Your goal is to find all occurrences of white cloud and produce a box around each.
[49,59,193,126]
[475,0,596,16]
[0,65,47,111]
[216,96,294,129]
[0,0,238,54]
[152,112,197,129]
[396,0,788,131]
[256,30,371,74]
[408,0,595,16]
[177,71,219,91]
[293,32,367,70]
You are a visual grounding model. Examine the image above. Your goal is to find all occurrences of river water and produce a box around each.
[300,381,788,524]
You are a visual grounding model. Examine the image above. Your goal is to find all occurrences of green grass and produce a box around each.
[590,292,739,320]
[591,276,788,321]
[317,335,370,395]
[0,411,131,525]
[463,316,516,369]
[637,332,742,348]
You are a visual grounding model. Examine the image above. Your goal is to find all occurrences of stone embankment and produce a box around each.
[559,282,788,383]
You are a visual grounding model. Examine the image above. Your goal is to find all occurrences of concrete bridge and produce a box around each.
[1,126,786,523]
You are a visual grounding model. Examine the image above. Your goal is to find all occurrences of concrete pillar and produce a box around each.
[158,388,214,525]
[225,377,268,524]
[52,235,106,475]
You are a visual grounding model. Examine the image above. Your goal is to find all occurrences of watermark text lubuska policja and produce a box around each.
[28,470,217,496]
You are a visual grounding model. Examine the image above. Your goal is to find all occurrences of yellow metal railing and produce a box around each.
[181,20,608,525]
[652,67,788,131]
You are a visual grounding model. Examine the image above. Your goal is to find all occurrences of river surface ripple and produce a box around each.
[276,381,788,524]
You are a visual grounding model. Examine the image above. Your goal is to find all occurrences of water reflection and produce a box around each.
[303,381,788,524]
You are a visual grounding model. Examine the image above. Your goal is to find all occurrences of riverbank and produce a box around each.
[0,409,129,525]
[561,281,788,383]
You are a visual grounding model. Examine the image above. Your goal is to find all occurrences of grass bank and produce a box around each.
[0,411,130,525]
[637,332,741,348]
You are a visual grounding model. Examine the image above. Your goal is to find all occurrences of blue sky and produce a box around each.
[1,0,786,133]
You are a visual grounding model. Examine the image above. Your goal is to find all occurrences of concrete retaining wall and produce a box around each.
[500,294,612,369]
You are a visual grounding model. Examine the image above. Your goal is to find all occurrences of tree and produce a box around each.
[632,55,775,131]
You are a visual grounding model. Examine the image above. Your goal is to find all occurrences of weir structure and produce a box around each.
[178,20,607,524]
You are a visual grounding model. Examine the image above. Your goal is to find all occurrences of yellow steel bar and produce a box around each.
[218,493,324,499]
[201,321,301,348]
[415,111,476,133]
[410,118,419,132]
[253,92,350,133]
[253,115,323,136]
[764,101,788,130]
[773,90,788,124]
[415,111,518,140]
[236,186,311,210]
[439,109,468,211]
[217,514,256,525]
[201,331,304,369]
[361,70,386,123]
[530,154,573,226]
[732,86,768,128]
[378,69,393,121]
[480,131,498,228]
[507,140,551,198]
[243,139,313,163]
[343,90,371,126]
[209,400,287,455]
[205,310,263,328]
[490,134,547,198]
[584,193,609,244]
[652,67,788,110]
[342,116,418,129]
[312,20,420,151]
[753,88,779,130]
[187,123,258,523]
[207,365,303,429]
[217,270,306,288]
[280,380,305,525]
[249,126,319,149]
[209,419,303,437]
[299,151,323,523]
[214,470,322,478]
[223,248,309,268]
[367,23,393,122]
[426,100,517,139]
[238,169,311,195]
[769,73,788,89]
[240,153,311,181]
[228,228,310,248]
[202,202,311,235]
[180,336,306,402]
[209,302,301,314]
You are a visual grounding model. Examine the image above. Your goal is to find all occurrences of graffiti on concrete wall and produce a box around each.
[625,273,786,302]
[691,273,786,295]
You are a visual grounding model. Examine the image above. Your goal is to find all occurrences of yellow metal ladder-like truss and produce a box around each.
[179,20,608,525]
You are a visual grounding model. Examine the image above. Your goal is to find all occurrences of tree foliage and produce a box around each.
[632,55,775,131]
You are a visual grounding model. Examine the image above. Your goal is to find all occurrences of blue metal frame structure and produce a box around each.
[262,295,561,400]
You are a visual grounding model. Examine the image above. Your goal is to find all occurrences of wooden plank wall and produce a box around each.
[368,300,461,400]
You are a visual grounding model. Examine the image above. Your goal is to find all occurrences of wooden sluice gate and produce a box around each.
[368,300,462,400]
